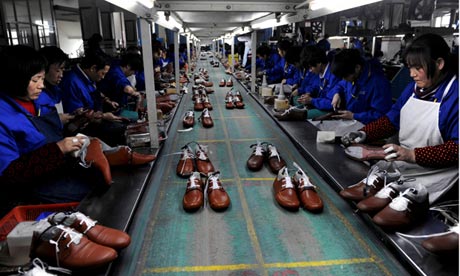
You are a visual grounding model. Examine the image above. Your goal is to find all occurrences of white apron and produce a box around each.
[392,76,458,203]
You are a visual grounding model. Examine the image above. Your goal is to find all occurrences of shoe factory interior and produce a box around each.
[0,0,458,275]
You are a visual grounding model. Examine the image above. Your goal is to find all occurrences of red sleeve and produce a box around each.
[415,140,459,168]
[1,143,66,184]
[361,116,398,142]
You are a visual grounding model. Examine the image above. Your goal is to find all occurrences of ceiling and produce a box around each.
[106,0,384,44]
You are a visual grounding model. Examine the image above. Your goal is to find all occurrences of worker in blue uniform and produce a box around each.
[60,52,129,146]
[0,46,103,216]
[297,46,341,118]
[256,44,283,84]
[330,49,392,124]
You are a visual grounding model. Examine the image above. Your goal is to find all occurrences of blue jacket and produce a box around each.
[0,93,48,174]
[98,64,131,106]
[297,70,319,95]
[60,66,99,113]
[332,61,392,124]
[284,64,301,86]
[266,55,284,84]
[307,64,342,111]
[386,74,459,143]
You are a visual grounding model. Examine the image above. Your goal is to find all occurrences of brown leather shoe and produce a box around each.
[183,110,195,128]
[30,225,117,269]
[226,78,233,87]
[183,172,204,212]
[266,144,286,174]
[203,81,213,87]
[205,88,214,94]
[176,146,195,178]
[372,184,429,231]
[194,96,205,111]
[195,144,215,174]
[344,144,386,162]
[219,78,226,87]
[292,162,323,213]
[225,92,234,109]
[422,230,459,254]
[200,108,213,128]
[206,172,230,211]
[356,179,413,213]
[233,96,245,109]
[48,211,131,249]
[202,95,213,110]
[104,146,155,166]
[273,167,299,211]
[85,139,112,185]
[339,165,401,201]
[246,142,266,171]
[274,106,308,121]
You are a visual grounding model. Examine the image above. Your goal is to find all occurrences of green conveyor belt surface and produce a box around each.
[117,58,409,276]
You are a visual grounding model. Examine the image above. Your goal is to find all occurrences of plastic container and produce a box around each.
[0,202,79,241]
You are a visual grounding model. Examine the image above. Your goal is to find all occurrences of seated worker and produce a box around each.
[296,46,341,119]
[256,44,283,84]
[60,51,129,146]
[97,52,143,118]
[341,33,458,205]
[275,45,302,96]
[271,40,292,91]
[0,45,103,216]
[37,46,74,125]
[330,48,392,125]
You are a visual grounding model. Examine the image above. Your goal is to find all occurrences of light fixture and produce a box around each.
[309,0,382,11]
[136,0,154,9]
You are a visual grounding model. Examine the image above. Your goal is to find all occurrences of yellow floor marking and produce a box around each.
[143,257,375,273]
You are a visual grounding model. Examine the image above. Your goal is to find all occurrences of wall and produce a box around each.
[56,20,83,58]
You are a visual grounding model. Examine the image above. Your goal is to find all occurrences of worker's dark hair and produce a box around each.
[331,49,363,79]
[120,53,143,71]
[39,46,68,72]
[300,45,327,69]
[285,46,303,66]
[256,45,271,58]
[80,51,111,71]
[277,39,292,52]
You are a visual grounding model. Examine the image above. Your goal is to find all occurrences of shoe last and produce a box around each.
[176,145,195,178]
[85,139,112,185]
[29,225,117,270]
[206,171,230,211]
[273,167,299,211]
[372,183,429,231]
[246,142,266,171]
[182,172,204,212]
[266,144,286,174]
[292,162,323,213]
[48,211,131,249]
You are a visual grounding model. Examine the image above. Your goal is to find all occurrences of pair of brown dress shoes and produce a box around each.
[246,142,286,174]
[176,143,215,178]
[273,164,323,213]
[182,171,231,212]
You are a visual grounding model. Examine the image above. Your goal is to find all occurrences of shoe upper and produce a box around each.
[206,172,230,210]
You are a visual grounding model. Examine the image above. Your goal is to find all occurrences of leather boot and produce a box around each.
[273,167,299,211]
[104,146,155,166]
[292,162,323,213]
[176,146,195,178]
[85,139,112,185]
[182,172,204,212]
[206,172,230,211]
[195,144,215,174]
[30,225,117,269]
[48,212,131,249]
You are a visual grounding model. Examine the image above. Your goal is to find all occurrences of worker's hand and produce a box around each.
[331,93,341,111]
[333,110,354,120]
[59,113,75,124]
[56,136,83,154]
[102,112,125,122]
[341,131,366,147]
[297,93,312,105]
[382,144,416,163]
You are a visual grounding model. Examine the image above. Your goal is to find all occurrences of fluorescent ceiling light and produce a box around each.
[309,0,382,11]
[137,0,154,9]
[252,16,289,30]
[154,12,182,31]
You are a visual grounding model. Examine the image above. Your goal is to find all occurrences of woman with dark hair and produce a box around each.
[0,45,103,216]
[341,33,458,206]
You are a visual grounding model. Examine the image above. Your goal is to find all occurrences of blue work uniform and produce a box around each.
[306,63,342,111]
[332,61,392,124]
[386,73,458,143]
[98,63,132,107]
[60,65,100,113]
[266,55,284,84]
[284,63,301,86]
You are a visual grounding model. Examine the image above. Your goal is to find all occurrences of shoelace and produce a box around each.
[389,188,415,211]
[187,173,201,190]
[292,162,315,189]
[204,172,222,205]
[278,168,294,189]
[202,109,211,118]
[185,111,194,118]
[179,147,195,174]
[374,184,396,199]
[20,258,72,275]
[74,212,97,233]
[250,143,265,156]
[268,145,281,162]
[49,225,82,267]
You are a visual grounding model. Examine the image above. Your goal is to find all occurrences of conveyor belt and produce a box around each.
[111,60,409,276]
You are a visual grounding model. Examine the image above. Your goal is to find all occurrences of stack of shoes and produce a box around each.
[199,108,214,128]
[356,178,415,214]
[273,167,300,211]
[104,146,156,166]
[273,106,308,121]
[372,183,429,231]
[344,144,387,162]
[30,211,131,270]
[245,142,286,174]
[339,163,401,201]
[182,110,195,128]
[292,162,323,213]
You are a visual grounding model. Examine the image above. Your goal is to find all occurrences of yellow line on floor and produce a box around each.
[143,257,375,273]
